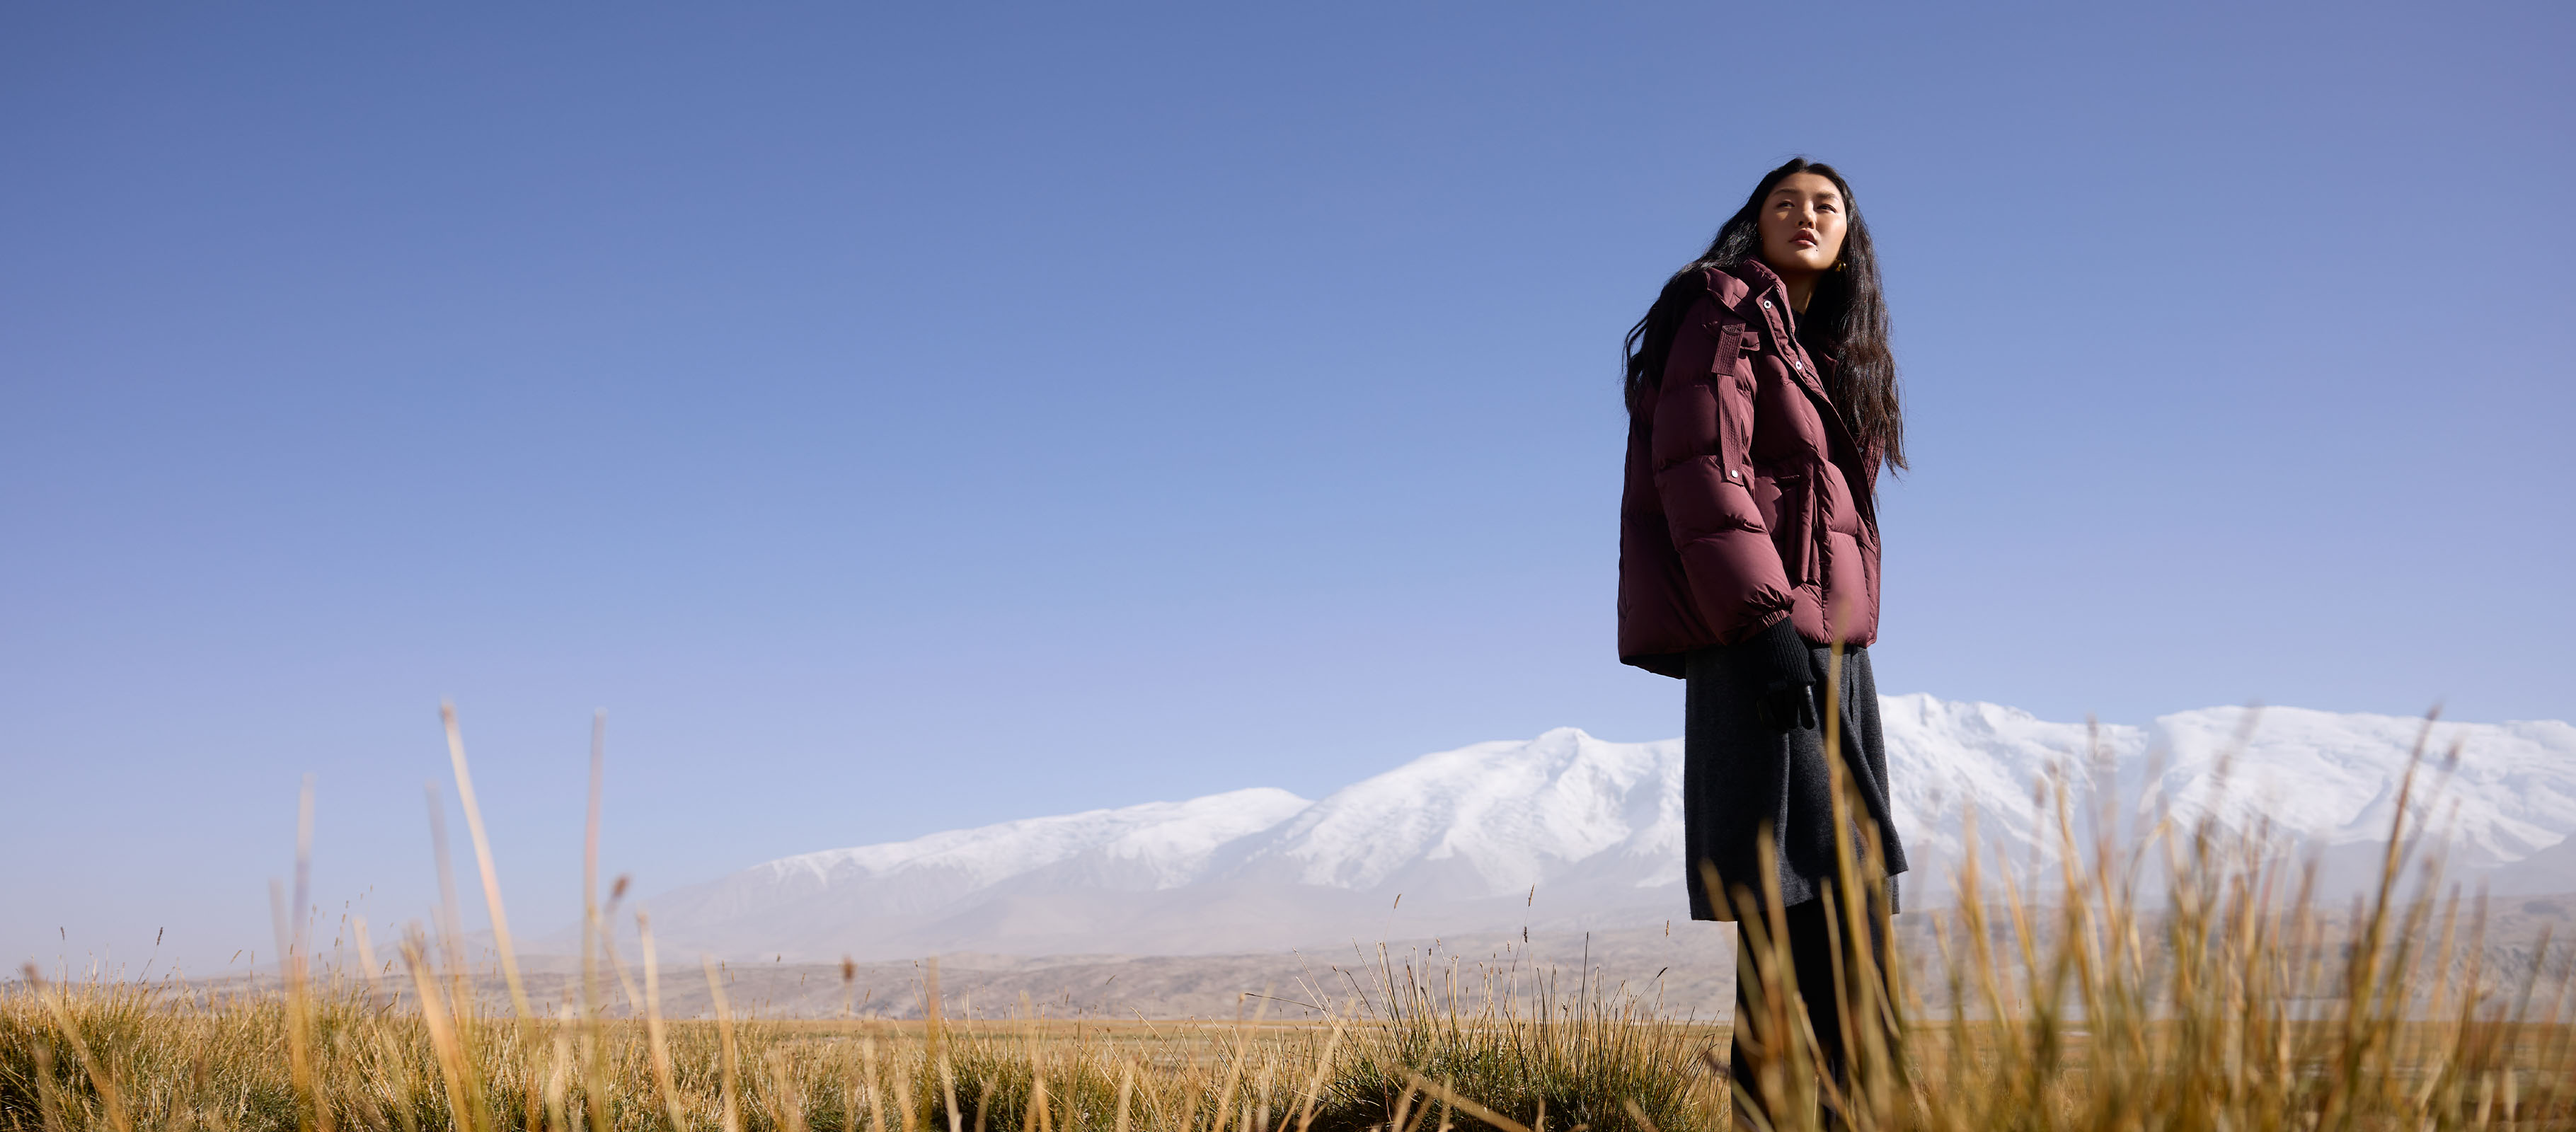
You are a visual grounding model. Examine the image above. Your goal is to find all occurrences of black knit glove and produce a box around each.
[1738,618,1819,734]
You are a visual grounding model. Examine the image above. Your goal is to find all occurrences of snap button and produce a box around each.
[1792,359,1802,371]
[1761,299,1773,309]
[1728,469,1741,480]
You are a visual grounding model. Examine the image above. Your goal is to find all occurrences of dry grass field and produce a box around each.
[8,703,2575,1130]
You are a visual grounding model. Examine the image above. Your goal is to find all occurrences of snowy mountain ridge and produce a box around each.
[617,698,2576,961]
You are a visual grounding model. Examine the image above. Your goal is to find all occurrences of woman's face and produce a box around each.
[1756,172,1848,279]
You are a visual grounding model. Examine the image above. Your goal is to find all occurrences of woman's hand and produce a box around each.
[1755,678,1819,734]
[1739,618,1820,734]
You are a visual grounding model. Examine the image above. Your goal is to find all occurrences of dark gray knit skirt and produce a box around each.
[1684,642,1907,921]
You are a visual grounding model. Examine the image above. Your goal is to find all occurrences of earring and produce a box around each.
[1834,260,1847,272]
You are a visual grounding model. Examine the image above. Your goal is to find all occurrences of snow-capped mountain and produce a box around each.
[616,699,2576,961]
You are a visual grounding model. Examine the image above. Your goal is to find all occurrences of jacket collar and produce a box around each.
[1711,260,1827,398]
[1715,259,1799,335]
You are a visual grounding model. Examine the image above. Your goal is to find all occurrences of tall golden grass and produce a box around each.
[5,692,2572,1131]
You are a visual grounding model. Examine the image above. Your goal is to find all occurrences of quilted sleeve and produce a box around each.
[1648,300,1794,643]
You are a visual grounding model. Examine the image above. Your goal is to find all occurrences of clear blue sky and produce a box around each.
[6,2,2570,972]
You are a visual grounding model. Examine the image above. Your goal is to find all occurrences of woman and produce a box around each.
[1616,158,1907,1119]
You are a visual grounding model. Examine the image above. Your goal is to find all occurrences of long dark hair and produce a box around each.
[1622,158,1904,471]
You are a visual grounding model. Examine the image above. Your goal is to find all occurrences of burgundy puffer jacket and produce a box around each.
[1618,260,1882,678]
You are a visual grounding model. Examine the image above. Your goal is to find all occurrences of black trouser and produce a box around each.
[1729,895,1894,1130]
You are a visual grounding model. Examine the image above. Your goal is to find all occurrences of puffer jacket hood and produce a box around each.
[1618,260,1882,677]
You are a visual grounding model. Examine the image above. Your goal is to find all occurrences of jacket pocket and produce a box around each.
[1761,471,1817,584]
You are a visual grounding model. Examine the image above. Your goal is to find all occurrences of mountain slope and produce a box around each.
[610,700,2576,961]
